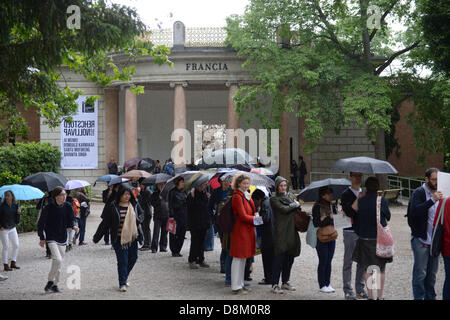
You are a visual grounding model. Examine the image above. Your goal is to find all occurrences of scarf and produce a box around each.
[239,188,251,201]
[121,204,138,248]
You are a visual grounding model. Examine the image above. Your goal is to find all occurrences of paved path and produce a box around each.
[0,202,445,300]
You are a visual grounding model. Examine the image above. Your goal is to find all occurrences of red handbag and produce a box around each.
[166,218,176,234]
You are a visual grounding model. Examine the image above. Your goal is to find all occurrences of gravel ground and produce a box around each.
[0,201,445,300]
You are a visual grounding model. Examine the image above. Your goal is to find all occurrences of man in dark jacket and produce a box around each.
[138,182,153,251]
[340,172,367,300]
[298,156,307,190]
[252,189,274,285]
[168,177,187,257]
[408,168,443,300]
[187,182,211,269]
[150,183,169,253]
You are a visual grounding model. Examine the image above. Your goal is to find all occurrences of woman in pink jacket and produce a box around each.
[230,173,258,295]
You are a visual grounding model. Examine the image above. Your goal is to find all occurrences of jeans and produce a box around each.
[444,256,450,300]
[204,225,215,251]
[272,252,295,286]
[113,239,138,287]
[316,239,336,288]
[411,237,439,300]
[78,215,87,243]
[343,231,365,295]
[189,228,207,264]
[169,212,186,254]
[225,250,233,283]
[151,217,168,252]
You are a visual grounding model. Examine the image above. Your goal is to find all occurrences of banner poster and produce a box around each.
[60,96,98,169]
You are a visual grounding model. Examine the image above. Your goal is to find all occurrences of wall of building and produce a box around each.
[388,100,444,177]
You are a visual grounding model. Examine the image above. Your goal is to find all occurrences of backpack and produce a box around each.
[72,198,80,217]
[218,194,245,233]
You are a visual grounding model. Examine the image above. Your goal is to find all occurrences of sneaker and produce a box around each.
[126,282,130,287]
[44,281,54,293]
[119,285,127,292]
[232,289,247,295]
[79,242,87,246]
[0,274,7,281]
[320,286,333,293]
[258,279,271,285]
[271,285,284,294]
[345,293,357,300]
[327,285,335,292]
[189,262,199,269]
[199,262,210,268]
[281,283,296,291]
[242,286,252,292]
[51,285,61,293]
[356,291,368,299]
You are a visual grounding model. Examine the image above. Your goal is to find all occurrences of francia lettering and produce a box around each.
[186,62,228,71]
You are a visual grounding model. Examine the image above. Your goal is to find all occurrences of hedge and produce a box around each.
[16,203,40,234]
[0,170,22,186]
[0,142,61,178]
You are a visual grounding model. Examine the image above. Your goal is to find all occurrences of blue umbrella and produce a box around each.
[94,174,119,186]
[0,184,45,201]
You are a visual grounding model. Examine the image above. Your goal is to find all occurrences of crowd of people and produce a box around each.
[0,165,449,300]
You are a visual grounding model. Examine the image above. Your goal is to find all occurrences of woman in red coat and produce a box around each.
[230,174,258,295]
[434,198,450,300]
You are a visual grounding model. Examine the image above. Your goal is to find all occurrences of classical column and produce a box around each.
[279,110,290,181]
[298,116,311,185]
[226,82,240,148]
[105,88,119,166]
[170,81,188,168]
[124,86,138,161]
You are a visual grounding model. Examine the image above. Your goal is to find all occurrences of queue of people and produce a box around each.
[1,165,449,301]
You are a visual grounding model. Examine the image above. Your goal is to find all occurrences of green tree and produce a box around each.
[0,0,172,144]
[226,0,424,166]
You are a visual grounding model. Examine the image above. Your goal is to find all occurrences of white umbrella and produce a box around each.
[65,180,91,190]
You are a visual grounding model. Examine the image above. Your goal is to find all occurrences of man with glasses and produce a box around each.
[340,172,368,300]
[408,168,443,300]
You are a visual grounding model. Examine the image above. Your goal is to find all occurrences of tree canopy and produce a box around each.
[226,0,448,167]
[0,0,172,143]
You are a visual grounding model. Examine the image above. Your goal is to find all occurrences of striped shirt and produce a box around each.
[117,206,128,237]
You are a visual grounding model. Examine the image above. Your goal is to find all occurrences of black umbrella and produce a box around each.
[108,177,130,187]
[160,171,201,200]
[296,178,351,202]
[189,172,216,189]
[141,173,173,185]
[138,158,155,173]
[124,157,141,171]
[330,156,398,174]
[21,172,68,192]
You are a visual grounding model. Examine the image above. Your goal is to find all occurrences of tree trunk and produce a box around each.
[375,128,388,190]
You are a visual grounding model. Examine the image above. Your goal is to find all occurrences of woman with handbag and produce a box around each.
[312,186,338,293]
[352,177,392,300]
[270,176,301,294]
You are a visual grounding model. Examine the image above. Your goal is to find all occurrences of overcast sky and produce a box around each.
[110,0,249,29]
